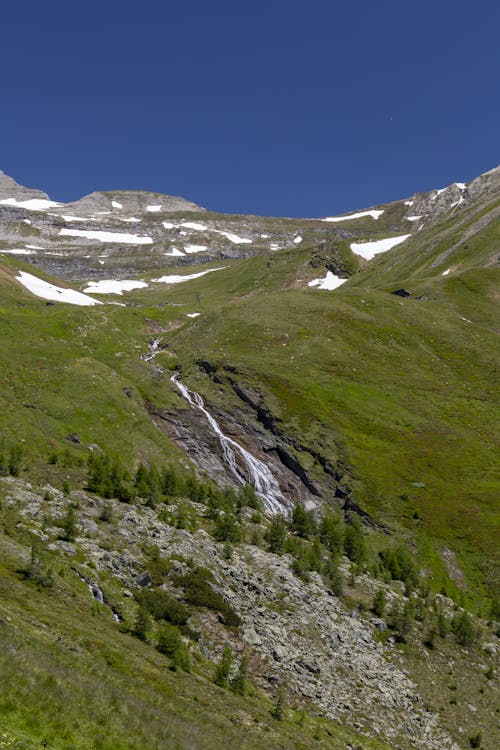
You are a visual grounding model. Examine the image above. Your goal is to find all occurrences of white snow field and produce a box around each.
[59,228,153,244]
[152,267,226,284]
[308,271,348,290]
[0,248,36,255]
[146,205,162,212]
[16,271,101,306]
[182,222,208,231]
[111,200,123,209]
[0,197,62,211]
[322,209,384,222]
[184,244,208,254]
[350,234,410,260]
[83,279,148,294]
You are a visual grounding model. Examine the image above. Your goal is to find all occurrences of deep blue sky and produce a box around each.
[1,1,499,217]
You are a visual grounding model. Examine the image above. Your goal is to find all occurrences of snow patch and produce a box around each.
[182,221,208,231]
[152,267,226,284]
[294,236,303,244]
[146,205,162,212]
[162,221,176,229]
[404,201,414,207]
[442,268,451,276]
[0,248,37,255]
[164,247,184,256]
[322,209,384,222]
[406,215,422,222]
[455,182,466,190]
[184,244,207,254]
[61,214,88,222]
[0,197,62,211]
[186,312,201,318]
[213,229,252,244]
[111,200,123,209]
[120,216,141,223]
[16,271,101,306]
[59,228,153,245]
[83,279,148,294]
[350,234,410,260]
[308,271,347,290]
[25,244,44,250]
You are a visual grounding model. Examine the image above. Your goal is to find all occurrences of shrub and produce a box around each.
[156,623,190,672]
[61,505,77,541]
[213,512,242,543]
[265,515,288,553]
[379,545,419,594]
[372,589,386,617]
[23,538,53,589]
[469,731,482,748]
[214,646,233,687]
[136,588,190,626]
[133,605,150,642]
[230,653,249,695]
[8,443,25,476]
[271,681,287,721]
[238,483,261,510]
[324,554,343,596]
[452,611,478,647]
[344,517,366,564]
[319,512,345,557]
[290,503,317,538]
[172,567,241,627]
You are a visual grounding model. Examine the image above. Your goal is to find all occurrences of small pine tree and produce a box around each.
[230,653,249,695]
[61,505,77,541]
[344,517,366,564]
[266,515,287,553]
[319,512,345,557]
[324,554,343,596]
[99,501,113,522]
[213,646,233,687]
[372,589,386,617]
[271,681,287,721]
[452,611,477,647]
[8,443,24,477]
[25,538,53,588]
[134,605,150,642]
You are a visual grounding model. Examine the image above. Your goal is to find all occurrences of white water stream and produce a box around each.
[171,373,289,515]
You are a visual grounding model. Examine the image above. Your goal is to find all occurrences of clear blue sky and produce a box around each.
[1,1,499,217]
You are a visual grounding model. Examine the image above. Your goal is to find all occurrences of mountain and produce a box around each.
[0,167,498,750]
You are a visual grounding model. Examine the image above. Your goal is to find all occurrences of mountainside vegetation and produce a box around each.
[0,168,498,748]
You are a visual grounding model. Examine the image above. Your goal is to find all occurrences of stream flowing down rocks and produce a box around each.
[171,373,291,515]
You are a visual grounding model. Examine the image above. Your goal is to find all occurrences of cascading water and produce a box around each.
[143,337,162,362]
[171,373,289,515]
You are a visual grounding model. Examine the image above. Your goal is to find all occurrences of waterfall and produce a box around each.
[143,337,162,362]
[171,373,289,515]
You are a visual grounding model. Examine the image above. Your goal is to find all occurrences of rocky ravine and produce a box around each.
[6,476,463,750]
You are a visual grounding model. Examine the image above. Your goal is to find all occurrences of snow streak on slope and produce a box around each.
[83,279,148,294]
[322,209,384,222]
[350,234,410,260]
[16,271,102,306]
[59,229,153,244]
[308,272,348,290]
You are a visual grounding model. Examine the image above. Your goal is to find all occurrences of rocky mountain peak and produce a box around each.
[0,169,50,200]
